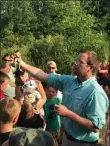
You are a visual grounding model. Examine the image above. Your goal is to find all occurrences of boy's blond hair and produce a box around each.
[22,101,34,119]
[0,98,21,123]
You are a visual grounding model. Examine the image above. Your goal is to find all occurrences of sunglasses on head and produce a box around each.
[48,67,55,69]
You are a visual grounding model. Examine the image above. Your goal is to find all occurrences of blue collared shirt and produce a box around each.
[48,74,109,142]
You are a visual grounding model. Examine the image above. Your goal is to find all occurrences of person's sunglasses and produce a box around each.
[4,59,12,62]
[48,67,55,69]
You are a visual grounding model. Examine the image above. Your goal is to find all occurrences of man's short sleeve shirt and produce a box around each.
[48,74,109,142]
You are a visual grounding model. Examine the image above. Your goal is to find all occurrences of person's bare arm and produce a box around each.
[20,61,49,82]
[35,80,46,109]
[98,67,108,73]
[54,104,99,133]
[99,70,108,73]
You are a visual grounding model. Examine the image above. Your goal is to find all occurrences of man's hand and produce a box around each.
[14,55,22,64]
[14,55,23,71]
[54,104,69,117]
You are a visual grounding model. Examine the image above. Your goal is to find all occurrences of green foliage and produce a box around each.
[31,35,73,73]
[79,0,110,34]
[1,0,109,74]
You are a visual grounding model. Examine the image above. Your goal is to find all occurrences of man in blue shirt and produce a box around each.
[16,50,109,146]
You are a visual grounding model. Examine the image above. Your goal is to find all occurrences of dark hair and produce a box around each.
[2,54,9,61]
[0,71,9,83]
[46,86,58,92]
[14,70,25,79]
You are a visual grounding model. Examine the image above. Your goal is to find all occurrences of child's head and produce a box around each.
[0,98,21,124]
[46,87,58,99]
[21,102,34,119]
[3,127,54,146]
[14,70,28,84]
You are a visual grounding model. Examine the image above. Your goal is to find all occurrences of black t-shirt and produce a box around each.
[17,114,44,129]
[0,132,11,145]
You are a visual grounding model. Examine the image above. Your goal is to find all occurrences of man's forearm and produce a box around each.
[20,61,49,82]
[66,110,99,133]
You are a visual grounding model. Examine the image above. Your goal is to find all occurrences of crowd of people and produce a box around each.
[0,50,110,146]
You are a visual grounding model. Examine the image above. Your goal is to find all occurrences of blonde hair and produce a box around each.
[21,102,34,119]
[46,61,57,71]
[0,98,21,123]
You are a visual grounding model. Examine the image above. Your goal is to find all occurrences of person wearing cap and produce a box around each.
[0,71,9,101]
[0,98,21,145]
[2,127,54,146]
[15,50,109,146]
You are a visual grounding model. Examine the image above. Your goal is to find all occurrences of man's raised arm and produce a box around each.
[20,60,49,82]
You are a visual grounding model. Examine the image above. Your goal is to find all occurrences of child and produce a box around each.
[0,98,21,145]
[22,79,45,119]
[14,69,46,111]
[2,127,54,146]
[17,101,44,129]
[16,79,45,129]
[45,87,61,146]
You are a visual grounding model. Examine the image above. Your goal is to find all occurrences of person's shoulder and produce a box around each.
[90,78,103,89]
[0,131,11,145]
[90,79,108,99]
[54,73,77,80]
[55,73,61,75]
[50,73,76,78]
[61,75,77,84]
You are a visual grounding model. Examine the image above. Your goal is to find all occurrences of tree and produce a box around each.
[30,1,109,73]
[1,0,109,73]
